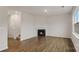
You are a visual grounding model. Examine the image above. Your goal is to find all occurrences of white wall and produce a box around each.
[21,12,35,41]
[20,11,72,41]
[33,14,72,38]
[33,16,49,36]
[48,14,72,38]
[0,7,8,51]
[8,11,21,39]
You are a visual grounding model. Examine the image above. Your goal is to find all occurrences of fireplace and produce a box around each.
[38,29,45,36]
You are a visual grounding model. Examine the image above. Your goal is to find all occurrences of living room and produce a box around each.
[0,6,79,52]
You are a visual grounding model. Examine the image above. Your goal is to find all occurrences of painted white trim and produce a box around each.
[21,35,36,41]
[0,46,8,51]
[73,32,79,39]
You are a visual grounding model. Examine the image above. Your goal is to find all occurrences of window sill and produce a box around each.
[73,32,79,39]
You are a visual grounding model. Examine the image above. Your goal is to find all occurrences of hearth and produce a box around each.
[38,29,45,36]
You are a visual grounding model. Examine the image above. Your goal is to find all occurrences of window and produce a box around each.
[74,11,79,23]
[74,10,79,34]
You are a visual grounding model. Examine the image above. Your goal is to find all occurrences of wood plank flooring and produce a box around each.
[3,36,76,52]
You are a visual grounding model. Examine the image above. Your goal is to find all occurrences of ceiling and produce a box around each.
[8,6,72,16]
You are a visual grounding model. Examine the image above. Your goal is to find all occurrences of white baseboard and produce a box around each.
[47,35,70,38]
[0,46,8,51]
[21,35,36,41]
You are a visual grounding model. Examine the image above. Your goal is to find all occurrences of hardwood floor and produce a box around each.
[3,36,76,52]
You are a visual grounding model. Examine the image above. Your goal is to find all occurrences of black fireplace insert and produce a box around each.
[38,29,45,36]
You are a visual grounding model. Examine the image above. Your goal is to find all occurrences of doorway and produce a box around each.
[8,11,21,40]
